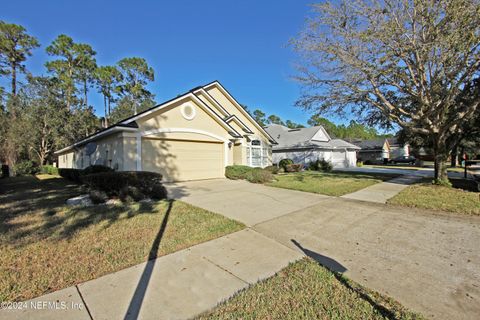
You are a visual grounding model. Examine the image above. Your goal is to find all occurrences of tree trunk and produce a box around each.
[450,146,458,167]
[103,94,108,128]
[84,80,88,107]
[433,138,448,183]
[11,63,16,97]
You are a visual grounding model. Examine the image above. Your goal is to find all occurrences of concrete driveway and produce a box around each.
[166,179,330,226]
[168,179,480,319]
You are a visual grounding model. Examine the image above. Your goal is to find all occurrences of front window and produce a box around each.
[248,139,270,167]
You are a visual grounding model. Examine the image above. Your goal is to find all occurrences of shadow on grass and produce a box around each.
[291,239,401,320]
[124,199,173,320]
[0,175,189,247]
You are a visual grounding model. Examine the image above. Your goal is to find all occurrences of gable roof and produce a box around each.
[351,137,401,150]
[264,124,359,150]
[55,80,275,155]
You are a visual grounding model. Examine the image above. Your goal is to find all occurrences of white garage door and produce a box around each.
[142,139,224,182]
[331,150,347,168]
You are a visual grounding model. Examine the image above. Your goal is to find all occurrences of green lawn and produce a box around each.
[267,171,400,196]
[198,258,423,320]
[388,183,480,215]
[364,165,421,171]
[0,175,244,302]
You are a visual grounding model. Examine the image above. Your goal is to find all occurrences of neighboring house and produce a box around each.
[55,81,276,182]
[264,124,360,168]
[353,138,409,163]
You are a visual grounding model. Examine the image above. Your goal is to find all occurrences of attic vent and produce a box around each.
[181,103,196,120]
[288,129,301,132]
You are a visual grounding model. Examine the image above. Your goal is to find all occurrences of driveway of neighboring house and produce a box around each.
[168,179,480,320]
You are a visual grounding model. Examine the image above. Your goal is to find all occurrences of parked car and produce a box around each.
[389,155,416,165]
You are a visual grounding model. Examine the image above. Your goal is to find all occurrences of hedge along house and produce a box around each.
[54,81,276,182]
[264,124,360,168]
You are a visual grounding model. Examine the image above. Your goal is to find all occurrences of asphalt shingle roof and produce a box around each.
[264,124,360,150]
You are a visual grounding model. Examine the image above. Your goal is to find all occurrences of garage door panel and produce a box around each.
[142,139,224,182]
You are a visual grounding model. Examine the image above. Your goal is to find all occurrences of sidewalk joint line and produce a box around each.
[75,285,94,320]
[202,256,249,285]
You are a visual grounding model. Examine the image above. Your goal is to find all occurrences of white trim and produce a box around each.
[54,127,137,155]
[121,92,240,137]
[203,81,275,142]
[136,134,142,171]
[193,88,230,117]
[140,128,229,167]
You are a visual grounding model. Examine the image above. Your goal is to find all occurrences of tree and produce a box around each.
[116,57,155,116]
[0,21,39,98]
[21,76,67,164]
[109,96,155,124]
[252,109,266,127]
[267,114,285,125]
[285,120,305,129]
[45,35,96,110]
[292,0,480,183]
[95,65,122,127]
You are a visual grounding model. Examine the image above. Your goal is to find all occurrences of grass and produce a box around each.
[364,165,421,171]
[388,183,480,215]
[267,171,400,196]
[198,258,423,320]
[0,175,244,302]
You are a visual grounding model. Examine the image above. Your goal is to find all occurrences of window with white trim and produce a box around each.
[248,139,270,168]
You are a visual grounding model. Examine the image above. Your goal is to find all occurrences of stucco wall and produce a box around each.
[272,149,356,168]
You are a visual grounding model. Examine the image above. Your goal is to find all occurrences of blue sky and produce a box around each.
[1,0,349,126]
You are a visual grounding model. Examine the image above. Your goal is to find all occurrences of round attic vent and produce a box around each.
[181,103,196,120]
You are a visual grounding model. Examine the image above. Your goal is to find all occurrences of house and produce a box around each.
[264,124,360,168]
[54,81,276,182]
[353,137,409,163]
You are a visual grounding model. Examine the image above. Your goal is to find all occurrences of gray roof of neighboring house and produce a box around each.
[350,137,401,150]
[264,124,360,150]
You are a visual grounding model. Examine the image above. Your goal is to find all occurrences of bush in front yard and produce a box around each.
[40,165,59,175]
[225,165,253,180]
[279,159,294,171]
[319,159,333,172]
[13,160,39,176]
[285,164,302,172]
[264,165,280,174]
[82,171,167,201]
[245,168,274,183]
[82,165,113,175]
[59,168,83,183]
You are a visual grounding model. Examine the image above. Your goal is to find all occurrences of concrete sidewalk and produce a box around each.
[341,174,423,203]
[2,229,302,320]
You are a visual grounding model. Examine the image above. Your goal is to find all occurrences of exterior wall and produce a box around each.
[233,143,244,165]
[58,152,75,168]
[136,98,228,141]
[272,149,356,168]
[57,134,124,170]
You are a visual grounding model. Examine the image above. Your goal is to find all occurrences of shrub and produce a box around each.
[307,161,320,171]
[285,163,302,172]
[225,165,253,180]
[432,178,452,188]
[356,161,364,167]
[89,189,108,204]
[264,165,280,174]
[13,160,38,176]
[245,168,274,183]
[279,159,294,171]
[40,165,59,175]
[318,159,333,172]
[59,168,83,183]
[82,171,166,201]
[82,165,113,175]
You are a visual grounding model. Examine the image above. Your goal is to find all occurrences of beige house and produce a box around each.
[55,81,275,182]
